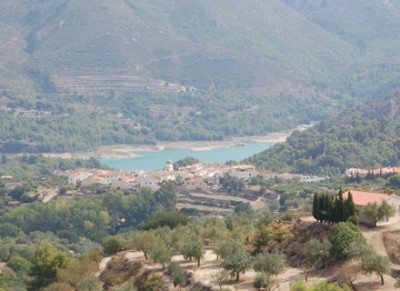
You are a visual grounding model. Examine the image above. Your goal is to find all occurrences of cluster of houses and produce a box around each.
[61,164,400,186]
[344,166,400,178]
[63,161,320,193]
[2,159,400,224]
[64,161,400,224]
[64,162,264,192]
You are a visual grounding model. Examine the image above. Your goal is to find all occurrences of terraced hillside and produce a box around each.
[51,74,184,94]
[2,1,400,153]
[1,0,400,100]
[176,186,278,216]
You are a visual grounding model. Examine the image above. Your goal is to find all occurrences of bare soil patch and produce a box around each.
[383,230,400,264]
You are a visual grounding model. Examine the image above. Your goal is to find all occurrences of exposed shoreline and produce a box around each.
[42,124,311,160]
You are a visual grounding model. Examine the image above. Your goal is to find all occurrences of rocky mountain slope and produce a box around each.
[2,1,400,152]
[1,0,400,100]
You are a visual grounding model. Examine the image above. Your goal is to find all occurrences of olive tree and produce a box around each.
[148,240,171,269]
[253,252,286,276]
[304,239,332,269]
[360,251,390,285]
[221,247,252,281]
[131,232,157,260]
[178,234,204,267]
[362,201,395,227]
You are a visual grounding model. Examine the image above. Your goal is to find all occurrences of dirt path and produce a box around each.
[361,217,400,256]
[360,218,400,289]
[95,256,112,277]
[42,191,58,203]
[37,186,59,203]
[362,227,389,257]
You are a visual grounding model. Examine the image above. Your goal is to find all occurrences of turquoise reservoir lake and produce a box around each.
[100,142,274,172]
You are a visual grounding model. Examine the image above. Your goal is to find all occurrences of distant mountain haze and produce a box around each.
[0,0,400,99]
[1,1,400,153]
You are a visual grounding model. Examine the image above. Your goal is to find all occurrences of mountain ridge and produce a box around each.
[2,1,400,153]
[1,0,400,100]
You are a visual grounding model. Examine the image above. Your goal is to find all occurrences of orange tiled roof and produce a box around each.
[343,190,395,206]
[381,167,400,175]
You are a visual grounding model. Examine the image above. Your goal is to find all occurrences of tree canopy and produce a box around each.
[221,246,252,281]
[312,189,357,224]
[362,201,396,227]
[246,97,400,176]
[28,242,70,290]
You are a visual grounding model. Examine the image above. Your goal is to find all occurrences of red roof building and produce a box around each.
[343,190,396,206]
[344,190,400,225]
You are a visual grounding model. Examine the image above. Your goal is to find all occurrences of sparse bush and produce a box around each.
[253,273,273,291]
[169,262,188,288]
[102,237,125,256]
[290,280,308,291]
[141,275,163,291]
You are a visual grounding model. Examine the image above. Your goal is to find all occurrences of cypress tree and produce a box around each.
[313,190,355,224]
[332,197,338,223]
[344,191,357,222]
[318,195,323,223]
[312,193,320,222]
[335,188,344,222]
[327,195,335,224]
[321,195,332,223]
[356,172,361,184]
[318,194,325,223]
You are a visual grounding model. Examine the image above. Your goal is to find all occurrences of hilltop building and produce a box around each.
[164,159,174,172]
[344,190,400,224]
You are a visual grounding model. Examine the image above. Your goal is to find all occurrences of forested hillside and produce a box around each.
[246,90,400,175]
[2,0,400,98]
[2,1,400,152]
[0,91,328,153]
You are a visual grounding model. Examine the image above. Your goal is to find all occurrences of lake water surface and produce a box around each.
[100,142,274,172]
